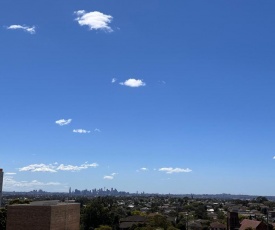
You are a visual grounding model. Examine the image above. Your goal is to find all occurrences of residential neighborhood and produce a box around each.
[1,191,275,230]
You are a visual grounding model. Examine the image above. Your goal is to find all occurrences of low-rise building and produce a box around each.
[6,200,80,230]
[239,219,267,230]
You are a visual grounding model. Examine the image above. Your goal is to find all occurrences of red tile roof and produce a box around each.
[240,219,262,230]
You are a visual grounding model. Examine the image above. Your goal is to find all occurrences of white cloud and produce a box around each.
[119,79,146,87]
[56,163,98,171]
[55,119,72,126]
[19,162,98,173]
[19,164,57,173]
[73,129,90,134]
[273,156,275,159]
[4,176,60,190]
[7,25,36,34]
[104,172,117,180]
[94,128,101,132]
[74,10,113,32]
[103,175,114,180]
[112,78,117,83]
[140,167,148,171]
[159,167,192,174]
[5,172,17,175]
[136,167,148,173]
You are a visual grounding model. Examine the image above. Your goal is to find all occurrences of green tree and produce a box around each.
[149,214,171,230]
[217,211,225,222]
[95,225,112,230]
[255,197,268,203]
[194,204,208,219]
[81,198,114,230]
[0,207,7,230]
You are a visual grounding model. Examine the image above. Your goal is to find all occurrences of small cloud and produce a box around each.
[19,162,98,173]
[94,128,101,132]
[5,172,16,175]
[73,129,90,134]
[7,25,36,34]
[103,175,114,180]
[159,167,192,174]
[104,172,117,180]
[55,119,72,126]
[273,156,275,159]
[120,79,146,88]
[137,167,148,173]
[111,78,117,83]
[74,10,113,32]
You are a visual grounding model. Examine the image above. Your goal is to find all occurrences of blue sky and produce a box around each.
[1,0,275,195]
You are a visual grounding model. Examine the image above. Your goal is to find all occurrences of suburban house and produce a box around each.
[119,215,147,229]
[239,219,267,230]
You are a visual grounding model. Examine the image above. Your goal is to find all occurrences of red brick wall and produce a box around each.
[7,205,51,230]
[50,204,80,230]
[6,203,80,230]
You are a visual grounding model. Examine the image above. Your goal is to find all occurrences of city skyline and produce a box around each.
[1,0,275,195]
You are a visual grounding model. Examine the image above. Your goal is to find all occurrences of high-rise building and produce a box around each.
[7,200,80,230]
[0,169,3,207]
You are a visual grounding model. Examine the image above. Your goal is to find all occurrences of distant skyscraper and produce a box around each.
[0,169,3,207]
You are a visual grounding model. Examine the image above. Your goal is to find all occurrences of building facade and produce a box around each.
[6,200,80,230]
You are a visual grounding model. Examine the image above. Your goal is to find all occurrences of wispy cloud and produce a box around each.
[140,167,148,171]
[103,172,118,180]
[136,167,149,172]
[120,79,146,87]
[159,167,192,174]
[94,128,101,132]
[56,163,98,171]
[273,156,275,159]
[73,129,90,134]
[5,172,17,175]
[7,25,36,34]
[55,119,72,126]
[19,162,98,173]
[74,10,113,32]
[19,164,57,173]
[111,78,117,83]
[4,176,60,189]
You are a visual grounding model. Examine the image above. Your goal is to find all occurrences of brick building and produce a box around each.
[6,200,80,230]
